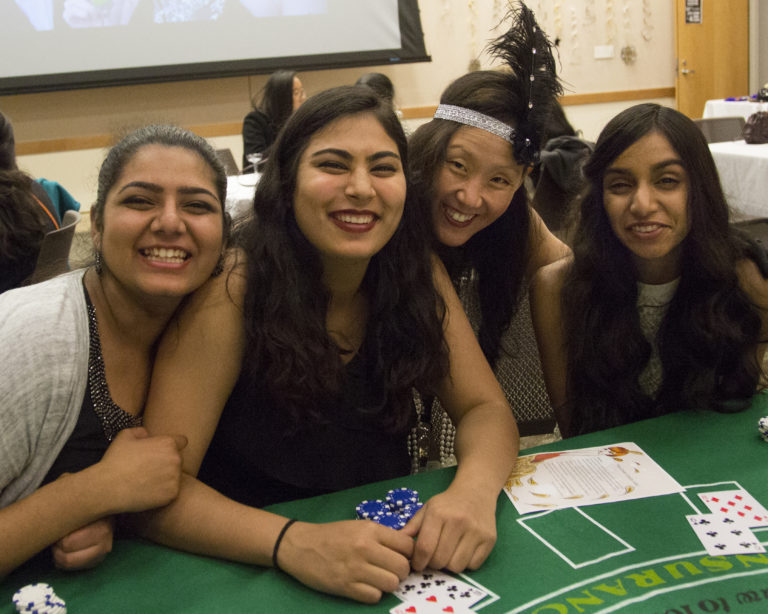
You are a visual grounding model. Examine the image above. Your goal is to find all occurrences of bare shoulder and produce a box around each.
[736,257,768,309]
[179,248,248,319]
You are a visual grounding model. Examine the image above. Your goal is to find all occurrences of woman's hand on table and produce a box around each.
[278,519,414,603]
[52,517,114,570]
[402,483,497,573]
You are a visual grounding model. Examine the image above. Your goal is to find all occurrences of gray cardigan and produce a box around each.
[0,270,88,507]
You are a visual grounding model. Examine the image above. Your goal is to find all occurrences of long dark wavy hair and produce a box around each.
[253,70,297,136]
[409,3,561,365]
[238,85,449,430]
[564,103,764,436]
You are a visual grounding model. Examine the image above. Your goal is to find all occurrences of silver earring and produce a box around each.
[94,251,103,275]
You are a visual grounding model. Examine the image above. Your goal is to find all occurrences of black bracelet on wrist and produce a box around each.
[272,518,297,571]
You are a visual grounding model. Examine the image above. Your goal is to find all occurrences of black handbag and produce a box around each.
[743,111,768,144]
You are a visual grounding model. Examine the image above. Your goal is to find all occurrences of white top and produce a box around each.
[637,278,680,397]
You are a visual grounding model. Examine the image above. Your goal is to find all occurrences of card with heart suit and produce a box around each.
[393,569,488,611]
[698,490,768,527]
[390,600,474,614]
[686,513,765,556]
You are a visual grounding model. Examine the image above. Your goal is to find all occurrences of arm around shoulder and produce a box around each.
[530,257,572,434]
[526,207,571,278]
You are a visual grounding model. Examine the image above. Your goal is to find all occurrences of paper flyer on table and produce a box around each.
[504,442,684,514]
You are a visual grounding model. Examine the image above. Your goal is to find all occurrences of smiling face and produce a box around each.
[431,125,527,247]
[292,112,406,269]
[602,131,690,284]
[93,144,224,306]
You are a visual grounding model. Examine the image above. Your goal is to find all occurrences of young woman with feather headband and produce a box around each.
[409,2,568,458]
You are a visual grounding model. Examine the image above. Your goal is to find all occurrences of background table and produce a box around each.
[710,140,768,219]
[3,395,768,613]
[225,174,258,220]
[703,99,767,121]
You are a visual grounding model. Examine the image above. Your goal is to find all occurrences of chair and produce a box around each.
[215,148,239,176]
[693,116,746,143]
[27,209,81,284]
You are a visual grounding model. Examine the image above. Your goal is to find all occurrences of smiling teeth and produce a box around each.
[447,208,474,223]
[141,247,188,263]
[632,224,661,233]
[337,213,374,224]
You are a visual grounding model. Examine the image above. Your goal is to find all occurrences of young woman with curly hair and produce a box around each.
[139,85,518,604]
[532,103,768,437]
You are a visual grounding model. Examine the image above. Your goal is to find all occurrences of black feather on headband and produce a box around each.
[487,2,563,165]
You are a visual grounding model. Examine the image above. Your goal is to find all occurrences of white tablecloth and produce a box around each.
[703,99,768,121]
[226,174,259,219]
[709,140,768,218]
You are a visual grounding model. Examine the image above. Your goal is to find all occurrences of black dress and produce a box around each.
[241,109,276,170]
[198,340,412,508]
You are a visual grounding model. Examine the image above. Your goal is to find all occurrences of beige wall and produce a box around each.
[4,0,680,212]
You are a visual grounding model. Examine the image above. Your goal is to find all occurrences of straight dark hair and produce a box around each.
[409,71,533,365]
[255,70,297,136]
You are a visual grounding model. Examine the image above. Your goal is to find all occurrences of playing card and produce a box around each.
[390,599,473,614]
[686,513,765,556]
[394,569,487,608]
[699,490,768,527]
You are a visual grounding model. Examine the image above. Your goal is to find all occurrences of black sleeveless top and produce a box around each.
[42,284,141,484]
[198,340,412,508]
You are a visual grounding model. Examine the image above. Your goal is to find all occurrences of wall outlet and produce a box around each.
[594,45,614,59]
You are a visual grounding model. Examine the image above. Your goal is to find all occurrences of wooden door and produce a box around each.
[675,0,749,119]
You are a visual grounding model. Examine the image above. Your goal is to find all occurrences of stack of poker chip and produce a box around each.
[759,416,768,442]
[12,583,66,614]
[355,488,423,530]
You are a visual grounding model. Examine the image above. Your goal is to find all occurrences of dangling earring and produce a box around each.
[211,253,224,278]
[94,251,103,275]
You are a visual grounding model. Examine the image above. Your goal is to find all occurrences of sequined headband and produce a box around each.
[433,104,517,144]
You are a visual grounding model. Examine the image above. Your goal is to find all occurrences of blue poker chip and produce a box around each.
[399,501,424,519]
[386,487,419,510]
[355,499,391,519]
[372,513,407,529]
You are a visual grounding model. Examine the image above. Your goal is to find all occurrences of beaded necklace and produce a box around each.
[85,288,142,441]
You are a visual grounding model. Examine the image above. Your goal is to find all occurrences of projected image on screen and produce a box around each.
[15,0,139,30]
[1,0,427,94]
[239,1,326,18]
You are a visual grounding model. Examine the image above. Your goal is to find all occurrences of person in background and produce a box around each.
[0,169,56,292]
[138,85,518,604]
[356,72,395,106]
[0,109,62,227]
[242,69,306,170]
[408,3,568,458]
[0,124,228,577]
[528,102,593,243]
[531,103,768,437]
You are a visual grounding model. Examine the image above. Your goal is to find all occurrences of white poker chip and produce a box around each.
[12,583,66,614]
[758,416,768,442]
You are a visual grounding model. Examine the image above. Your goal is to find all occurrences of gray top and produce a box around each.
[0,270,88,507]
[636,278,680,397]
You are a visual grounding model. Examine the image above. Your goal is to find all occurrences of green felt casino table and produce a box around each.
[3,393,768,613]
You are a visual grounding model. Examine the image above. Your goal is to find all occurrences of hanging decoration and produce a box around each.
[605,0,616,44]
[569,7,581,64]
[641,0,654,41]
